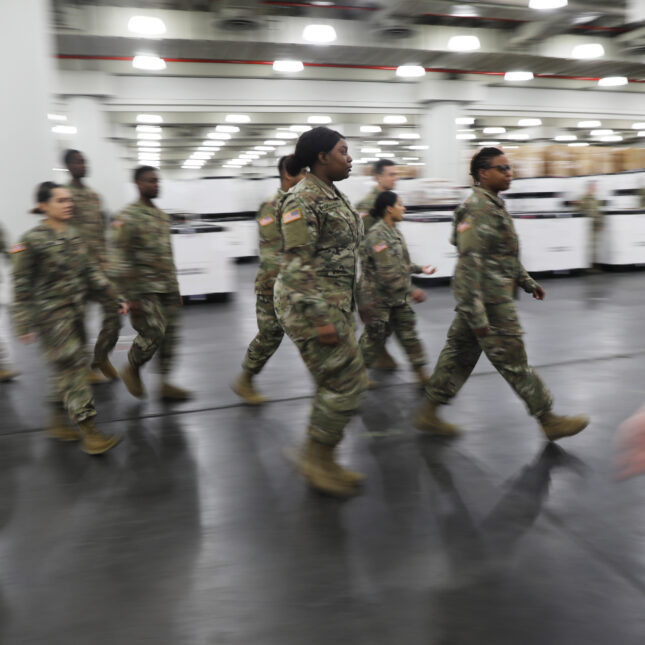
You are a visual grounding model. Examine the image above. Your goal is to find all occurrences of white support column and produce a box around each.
[67,97,130,215]
[627,0,645,22]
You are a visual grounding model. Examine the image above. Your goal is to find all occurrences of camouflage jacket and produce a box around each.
[639,187,645,210]
[579,194,603,227]
[275,173,363,327]
[452,186,537,332]
[254,188,284,295]
[355,186,379,234]
[11,223,120,336]
[67,182,108,266]
[358,219,422,307]
[110,200,179,299]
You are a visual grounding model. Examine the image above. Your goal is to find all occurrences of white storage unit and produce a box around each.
[599,210,645,265]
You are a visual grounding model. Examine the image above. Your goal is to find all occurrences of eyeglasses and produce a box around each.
[486,164,512,173]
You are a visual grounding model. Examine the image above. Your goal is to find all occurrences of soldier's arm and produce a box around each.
[109,214,140,298]
[370,237,411,299]
[11,240,38,336]
[279,196,329,327]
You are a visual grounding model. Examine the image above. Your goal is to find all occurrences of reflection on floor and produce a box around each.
[1,265,645,644]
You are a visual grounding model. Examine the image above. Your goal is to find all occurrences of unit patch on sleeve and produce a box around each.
[283,208,302,224]
[259,215,275,227]
[373,241,388,253]
[9,243,26,254]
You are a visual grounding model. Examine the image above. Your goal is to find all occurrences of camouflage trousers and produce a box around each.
[38,308,96,423]
[359,302,426,369]
[276,298,368,446]
[242,293,284,374]
[81,294,122,365]
[425,313,553,418]
[128,292,180,374]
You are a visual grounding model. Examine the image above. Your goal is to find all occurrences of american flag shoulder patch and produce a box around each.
[359,210,369,218]
[373,241,388,253]
[9,243,26,254]
[457,220,472,233]
[283,208,302,224]
[259,215,274,227]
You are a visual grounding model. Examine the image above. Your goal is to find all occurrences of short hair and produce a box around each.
[63,149,81,166]
[134,165,157,183]
[30,181,62,214]
[470,147,503,183]
[284,126,344,176]
[371,190,398,220]
[374,159,396,175]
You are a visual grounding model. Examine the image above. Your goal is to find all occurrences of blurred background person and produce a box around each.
[578,180,604,272]
[65,149,122,383]
[231,156,306,404]
[356,158,400,371]
[112,166,190,402]
[274,127,367,498]
[357,190,436,387]
[414,147,589,441]
[11,181,125,454]
[0,224,18,382]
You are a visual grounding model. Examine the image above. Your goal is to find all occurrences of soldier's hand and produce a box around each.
[411,289,426,303]
[19,333,36,344]
[422,265,437,275]
[532,285,546,300]
[118,302,129,315]
[316,323,339,346]
[473,326,490,338]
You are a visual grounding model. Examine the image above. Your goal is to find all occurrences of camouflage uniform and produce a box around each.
[274,173,368,446]
[242,189,285,374]
[0,225,11,369]
[425,186,553,418]
[355,186,379,234]
[11,224,121,421]
[110,200,181,374]
[357,218,427,369]
[67,182,122,364]
[639,187,645,209]
[579,194,603,265]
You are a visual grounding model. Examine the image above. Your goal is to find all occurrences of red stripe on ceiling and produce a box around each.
[55,55,644,83]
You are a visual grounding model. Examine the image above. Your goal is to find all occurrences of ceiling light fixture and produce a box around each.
[396,65,426,78]
[51,125,77,134]
[302,24,337,43]
[638,131,645,137]
[255,146,275,151]
[137,114,163,124]
[577,120,601,128]
[308,115,332,124]
[137,133,162,140]
[591,129,613,136]
[457,133,476,140]
[555,135,577,141]
[264,140,286,146]
[507,133,530,140]
[226,114,251,123]
[529,0,568,9]
[398,133,421,140]
[448,35,481,52]
[483,127,506,134]
[451,4,480,17]
[138,147,161,153]
[273,60,304,73]
[571,43,604,59]
[600,135,623,142]
[136,125,162,133]
[377,140,398,146]
[383,115,407,125]
[276,131,298,139]
[455,117,475,125]
[402,157,419,161]
[598,76,628,87]
[408,145,429,150]
[504,71,534,82]
[518,118,542,126]
[128,16,166,36]
[569,142,590,147]
[360,125,381,133]
[361,147,381,153]
[47,113,67,121]
[290,125,311,132]
[479,141,500,146]
[216,125,239,133]
[208,132,232,140]
[191,152,213,160]
[137,140,160,147]
[132,54,166,71]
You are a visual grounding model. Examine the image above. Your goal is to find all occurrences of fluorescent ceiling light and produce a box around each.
[132,54,166,71]
[138,140,160,147]
[529,0,568,9]
[138,147,161,153]
[52,167,69,172]
[504,146,519,149]
[598,76,628,87]
[255,146,275,151]
[276,131,298,139]
[361,147,381,153]
[402,157,419,161]
[273,59,304,73]
[191,152,213,160]
[448,35,481,52]
[507,133,530,140]
[457,133,476,140]
[632,122,645,129]
[408,145,428,150]
[308,115,332,124]
[399,132,420,139]
[137,133,162,140]
[396,65,425,78]
[290,125,311,132]
[384,115,407,124]
[208,132,232,140]
[505,71,534,82]
[138,156,160,162]
[47,114,66,121]
[264,140,286,145]
[569,142,590,147]
[379,153,395,158]
[480,141,500,146]
[455,117,475,125]
[408,163,425,166]
[483,127,506,134]
[136,125,162,133]
[600,135,623,142]
[137,114,163,124]
[128,16,166,36]
[377,140,398,146]
[240,153,261,159]
[591,129,613,136]
[577,120,601,128]
[360,125,382,133]
[216,125,239,133]
[571,43,604,59]
[198,146,219,151]
[518,118,541,126]
[361,157,379,163]
[302,24,337,43]
[451,4,480,17]
[638,131,645,137]
[555,135,577,141]
[226,114,250,123]
[202,140,223,147]
[51,125,77,134]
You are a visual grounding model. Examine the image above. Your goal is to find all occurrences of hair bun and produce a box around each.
[29,206,43,214]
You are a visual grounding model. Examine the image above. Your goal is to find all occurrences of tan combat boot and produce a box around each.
[0,367,18,382]
[231,370,268,405]
[539,412,589,441]
[78,418,121,455]
[46,408,81,442]
[120,363,145,398]
[292,438,364,497]
[371,346,398,371]
[91,359,119,381]
[414,366,431,387]
[160,382,193,401]
[413,398,461,437]
[87,368,110,384]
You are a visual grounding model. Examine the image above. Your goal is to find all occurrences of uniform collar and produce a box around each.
[304,173,339,200]
[473,185,506,209]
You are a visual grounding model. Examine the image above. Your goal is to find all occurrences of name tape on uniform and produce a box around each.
[283,208,302,224]
[373,242,388,253]
[259,215,274,227]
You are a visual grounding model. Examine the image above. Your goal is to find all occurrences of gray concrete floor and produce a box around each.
[1,264,645,644]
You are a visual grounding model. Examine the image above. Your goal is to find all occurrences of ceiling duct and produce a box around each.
[215,0,263,31]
